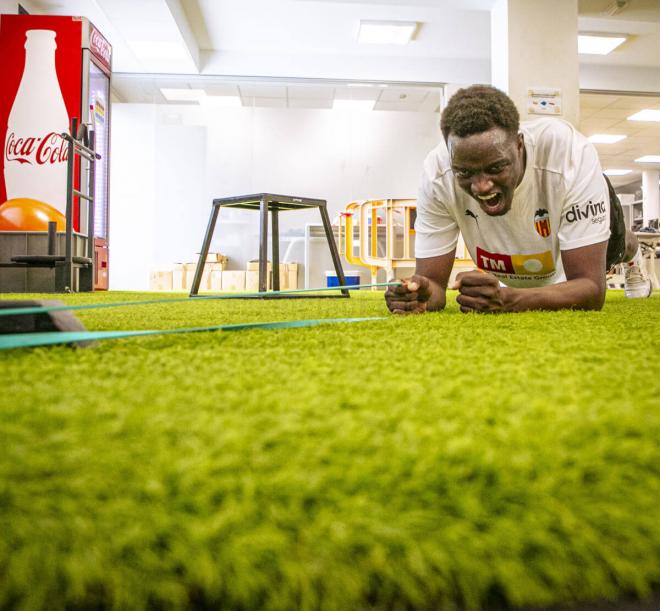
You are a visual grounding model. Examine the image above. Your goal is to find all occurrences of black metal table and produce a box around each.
[189,193,349,297]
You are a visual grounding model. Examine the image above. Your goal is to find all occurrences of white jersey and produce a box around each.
[415,118,610,287]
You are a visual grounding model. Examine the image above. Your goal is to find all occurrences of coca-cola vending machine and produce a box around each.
[0,14,111,291]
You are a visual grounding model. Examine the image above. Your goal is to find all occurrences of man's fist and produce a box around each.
[452,270,506,313]
[385,275,432,314]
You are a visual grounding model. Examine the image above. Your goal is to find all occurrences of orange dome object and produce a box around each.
[0,198,66,231]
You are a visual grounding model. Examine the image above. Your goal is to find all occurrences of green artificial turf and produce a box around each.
[2,289,659,610]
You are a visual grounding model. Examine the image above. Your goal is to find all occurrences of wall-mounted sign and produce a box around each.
[527,88,562,116]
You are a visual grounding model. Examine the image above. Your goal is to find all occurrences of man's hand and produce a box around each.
[453,270,507,314]
[385,275,432,314]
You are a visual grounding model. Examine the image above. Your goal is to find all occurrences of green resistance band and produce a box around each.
[0,317,386,351]
[0,282,401,318]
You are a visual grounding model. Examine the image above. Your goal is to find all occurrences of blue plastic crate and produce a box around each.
[325,271,360,288]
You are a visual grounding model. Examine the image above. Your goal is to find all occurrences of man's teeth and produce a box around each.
[477,193,499,201]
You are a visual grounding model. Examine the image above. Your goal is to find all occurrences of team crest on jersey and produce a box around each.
[534,209,551,237]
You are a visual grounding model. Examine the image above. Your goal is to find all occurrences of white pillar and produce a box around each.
[490,0,580,127]
[641,169,660,226]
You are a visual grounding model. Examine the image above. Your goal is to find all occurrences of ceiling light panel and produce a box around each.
[578,34,626,55]
[635,155,660,162]
[358,20,418,45]
[627,109,660,122]
[603,169,632,176]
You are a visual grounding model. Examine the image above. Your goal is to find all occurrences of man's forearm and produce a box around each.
[501,278,605,312]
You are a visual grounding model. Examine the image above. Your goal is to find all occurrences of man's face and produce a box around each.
[448,127,525,217]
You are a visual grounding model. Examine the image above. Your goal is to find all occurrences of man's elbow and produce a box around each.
[579,278,606,311]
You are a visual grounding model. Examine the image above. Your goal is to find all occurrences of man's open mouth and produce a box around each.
[476,192,505,214]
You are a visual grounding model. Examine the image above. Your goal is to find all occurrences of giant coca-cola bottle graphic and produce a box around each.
[4,29,69,216]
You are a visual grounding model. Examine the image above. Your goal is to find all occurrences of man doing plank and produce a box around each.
[385,85,651,314]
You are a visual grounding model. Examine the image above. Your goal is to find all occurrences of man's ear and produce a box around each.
[517,132,524,152]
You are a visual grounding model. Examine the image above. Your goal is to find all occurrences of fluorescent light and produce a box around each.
[200,95,242,108]
[578,34,626,55]
[160,88,206,102]
[627,109,660,121]
[588,134,626,144]
[635,155,660,163]
[604,169,632,176]
[333,99,375,111]
[358,20,417,45]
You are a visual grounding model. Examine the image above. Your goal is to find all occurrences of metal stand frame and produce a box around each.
[190,193,349,298]
[6,118,99,292]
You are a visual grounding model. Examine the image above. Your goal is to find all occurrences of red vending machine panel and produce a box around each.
[0,14,112,289]
[94,237,108,290]
[0,15,83,228]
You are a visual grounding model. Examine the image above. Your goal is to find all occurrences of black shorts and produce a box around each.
[604,174,627,268]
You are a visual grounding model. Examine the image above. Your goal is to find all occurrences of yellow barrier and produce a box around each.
[338,199,416,289]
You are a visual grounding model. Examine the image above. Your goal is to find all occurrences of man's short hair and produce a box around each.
[440,85,520,141]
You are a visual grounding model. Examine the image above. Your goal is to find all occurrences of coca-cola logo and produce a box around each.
[4,132,68,166]
[90,27,111,66]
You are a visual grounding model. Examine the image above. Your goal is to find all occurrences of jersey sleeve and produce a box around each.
[557,134,610,251]
[414,155,460,258]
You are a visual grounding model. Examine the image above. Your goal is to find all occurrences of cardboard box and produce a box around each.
[221,271,246,292]
[245,270,272,292]
[210,270,223,291]
[287,263,299,289]
[149,270,173,291]
[185,263,207,290]
[276,263,288,289]
[192,262,225,291]
[288,270,298,289]
[244,262,298,291]
[173,264,187,290]
[247,259,272,273]
[245,270,258,292]
[197,252,229,264]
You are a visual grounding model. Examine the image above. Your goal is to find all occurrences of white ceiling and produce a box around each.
[194,1,491,60]
[14,0,660,187]
[111,74,443,111]
[581,92,660,185]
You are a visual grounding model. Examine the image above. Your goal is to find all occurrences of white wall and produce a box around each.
[0,1,19,13]
[110,103,441,290]
[110,105,157,290]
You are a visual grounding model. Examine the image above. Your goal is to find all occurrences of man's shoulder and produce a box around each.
[422,139,453,180]
[521,117,577,143]
[522,118,590,173]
